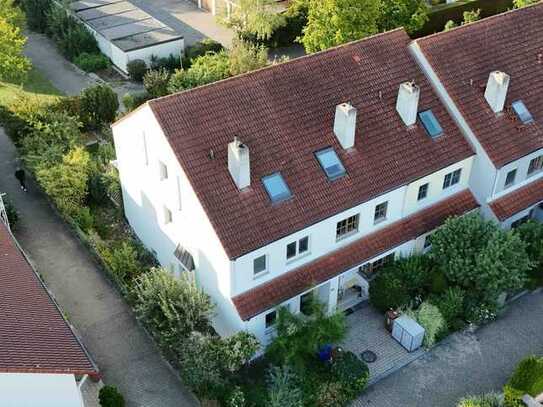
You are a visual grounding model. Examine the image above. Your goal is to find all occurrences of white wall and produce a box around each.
[112,105,244,336]
[493,148,543,197]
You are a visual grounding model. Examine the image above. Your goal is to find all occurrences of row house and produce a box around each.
[112,28,480,344]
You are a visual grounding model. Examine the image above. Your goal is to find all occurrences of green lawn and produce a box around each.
[0,67,62,107]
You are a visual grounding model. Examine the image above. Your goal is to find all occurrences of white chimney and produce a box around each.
[228,137,250,190]
[396,81,420,127]
[333,102,357,149]
[484,71,510,113]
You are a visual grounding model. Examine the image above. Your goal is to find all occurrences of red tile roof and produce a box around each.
[0,222,98,377]
[232,189,478,320]
[416,3,543,168]
[489,178,543,221]
[149,29,474,259]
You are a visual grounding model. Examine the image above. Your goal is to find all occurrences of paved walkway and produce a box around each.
[0,129,199,407]
[353,289,543,407]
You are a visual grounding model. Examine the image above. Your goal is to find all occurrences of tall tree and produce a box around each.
[378,0,429,34]
[300,0,381,53]
[224,0,286,40]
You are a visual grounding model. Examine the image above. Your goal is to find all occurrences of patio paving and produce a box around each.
[341,303,425,385]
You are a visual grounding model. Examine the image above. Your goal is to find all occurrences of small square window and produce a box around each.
[315,148,346,180]
[336,214,359,240]
[374,202,388,223]
[505,169,517,187]
[286,242,297,259]
[262,172,292,203]
[159,161,168,180]
[419,110,443,138]
[528,156,543,176]
[163,207,173,224]
[512,100,534,124]
[299,236,309,254]
[265,310,277,329]
[443,169,461,189]
[253,255,267,276]
[417,183,429,201]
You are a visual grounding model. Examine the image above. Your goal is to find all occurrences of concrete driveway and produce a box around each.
[0,129,199,407]
[353,289,543,407]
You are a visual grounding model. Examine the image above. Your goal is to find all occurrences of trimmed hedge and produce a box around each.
[413,0,514,37]
[504,356,543,407]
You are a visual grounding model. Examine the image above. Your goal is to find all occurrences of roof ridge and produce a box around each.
[149,28,408,108]
[415,1,543,43]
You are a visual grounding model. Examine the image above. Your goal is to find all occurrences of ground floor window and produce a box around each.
[511,214,531,229]
[300,291,314,315]
[359,252,395,278]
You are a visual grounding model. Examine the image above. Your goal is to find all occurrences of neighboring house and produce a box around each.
[0,219,99,406]
[411,3,543,228]
[112,28,480,344]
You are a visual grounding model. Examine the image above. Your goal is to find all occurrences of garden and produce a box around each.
[368,213,543,349]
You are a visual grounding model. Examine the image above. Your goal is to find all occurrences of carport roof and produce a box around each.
[70,0,183,52]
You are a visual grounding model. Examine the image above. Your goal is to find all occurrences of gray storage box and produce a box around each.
[391,315,425,352]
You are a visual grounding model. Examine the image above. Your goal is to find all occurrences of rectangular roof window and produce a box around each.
[419,110,443,138]
[262,172,292,203]
[315,147,346,180]
[512,100,534,124]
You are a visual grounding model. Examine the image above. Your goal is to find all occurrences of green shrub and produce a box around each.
[20,0,51,32]
[98,385,124,407]
[369,272,411,313]
[267,365,303,407]
[514,220,543,287]
[122,92,151,112]
[104,242,141,283]
[182,39,224,68]
[457,392,503,407]
[143,68,171,98]
[134,268,215,351]
[504,356,543,407]
[434,287,465,330]
[74,52,110,72]
[429,269,449,294]
[2,196,19,229]
[88,172,109,205]
[73,207,94,232]
[225,386,246,407]
[168,51,231,93]
[228,39,268,76]
[80,85,119,129]
[150,54,182,72]
[36,147,91,218]
[407,301,447,347]
[127,59,147,82]
[330,351,369,400]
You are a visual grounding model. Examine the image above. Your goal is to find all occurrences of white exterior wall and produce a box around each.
[493,148,543,196]
[112,105,244,336]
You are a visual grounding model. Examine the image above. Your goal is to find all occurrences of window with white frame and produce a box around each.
[336,214,359,240]
[286,236,310,260]
[504,169,517,188]
[265,309,277,330]
[443,169,461,189]
[159,161,168,180]
[374,201,388,223]
[163,206,173,224]
[360,252,395,276]
[253,255,267,276]
[527,156,543,177]
[417,183,429,201]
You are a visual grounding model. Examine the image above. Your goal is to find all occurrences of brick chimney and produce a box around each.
[484,71,510,113]
[333,102,357,149]
[396,81,420,127]
[228,137,250,190]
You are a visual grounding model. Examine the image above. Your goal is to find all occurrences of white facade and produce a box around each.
[112,103,475,344]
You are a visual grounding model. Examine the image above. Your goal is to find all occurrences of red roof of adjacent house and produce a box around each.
[0,222,98,377]
[489,178,543,221]
[232,189,478,320]
[416,3,543,168]
[149,29,474,259]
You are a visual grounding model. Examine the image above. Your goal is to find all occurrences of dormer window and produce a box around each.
[262,172,292,203]
[315,147,346,180]
[418,110,443,138]
[511,100,534,124]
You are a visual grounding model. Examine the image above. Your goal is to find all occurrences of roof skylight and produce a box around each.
[315,147,346,180]
[512,100,534,124]
[262,172,292,203]
[419,110,443,138]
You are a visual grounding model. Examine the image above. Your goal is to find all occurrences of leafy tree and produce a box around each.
[300,0,381,53]
[98,385,125,407]
[20,0,51,32]
[126,59,147,82]
[224,0,286,40]
[228,39,269,76]
[267,365,303,407]
[514,220,543,286]
[0,1,31,82]
[513,0,540,8]
[80,84,119,128]
[134,268,215,351]
[462,8,481,25]
[430,213,530,303]
[143,68,171,98]
[168,51,231,93]
[378,0,429,34]
[36,147,91,217]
